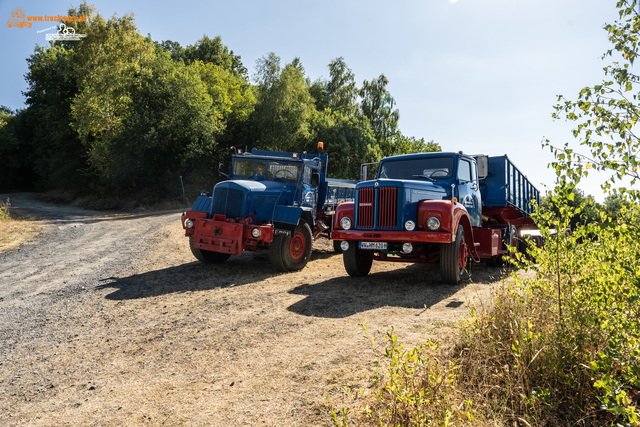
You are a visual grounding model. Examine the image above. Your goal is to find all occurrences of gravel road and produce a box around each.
[0,193,182,423]
[0,193,501,426]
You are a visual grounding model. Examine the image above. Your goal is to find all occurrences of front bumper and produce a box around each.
[331,229,454,244]
[182,213,274,256]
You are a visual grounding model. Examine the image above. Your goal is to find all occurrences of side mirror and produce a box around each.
[361,165,368,182]
[476,156,489,180]
[311,172,320,187]
[218,163,230,178]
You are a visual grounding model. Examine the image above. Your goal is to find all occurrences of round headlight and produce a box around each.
[251,228,261,238]
[427,217,441,231]
[404,220,416,231]
[340,217,352,230]
[340,240,350,251]
[185,219,194,229]
[402,243,413,254]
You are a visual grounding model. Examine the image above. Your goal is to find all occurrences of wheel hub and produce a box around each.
[289,231,306,260]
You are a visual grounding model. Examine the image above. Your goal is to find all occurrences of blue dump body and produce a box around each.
[481,155,540,216]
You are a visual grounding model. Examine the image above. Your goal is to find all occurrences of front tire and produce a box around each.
[343,243,373,277]
[440,225,468,284]
[333,240,344,253]
[189,237,231,264]
[269,221,313,272]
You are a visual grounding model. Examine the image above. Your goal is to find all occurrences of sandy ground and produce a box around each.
[0,193,507,426]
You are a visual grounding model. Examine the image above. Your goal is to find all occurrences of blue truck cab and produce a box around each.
[332,151,539,284]
[182,147,356,271]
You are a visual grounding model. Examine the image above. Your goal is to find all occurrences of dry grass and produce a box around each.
[2,218,509,426]
[0,197,47,254]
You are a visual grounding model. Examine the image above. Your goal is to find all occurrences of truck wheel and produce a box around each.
[269,221,313,272]
[189,237,231,263]
[343,243,373,277]
[440,225,468,285]
[333,240,344,253]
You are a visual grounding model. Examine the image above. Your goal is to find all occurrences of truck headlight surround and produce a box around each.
[340,241,349,251]
[340,217,352,230]
[404,220,416,231]
[185,219,194,229]
[427,217,440,231]
[251,228,261,238]
[402,243,413,254]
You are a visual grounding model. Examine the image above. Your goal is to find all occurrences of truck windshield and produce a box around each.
[378,157,455,180]
[233,159,301,181]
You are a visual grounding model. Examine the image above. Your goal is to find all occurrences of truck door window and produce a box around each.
[458,159,472,182]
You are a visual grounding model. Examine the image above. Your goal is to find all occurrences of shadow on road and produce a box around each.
[96,253,277,300]
[287,263,508,318]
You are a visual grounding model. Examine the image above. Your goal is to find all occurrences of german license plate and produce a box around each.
[359,241,387,250]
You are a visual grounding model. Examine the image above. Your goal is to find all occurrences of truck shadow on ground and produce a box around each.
[287,263,509,318]
[96,252,278,300]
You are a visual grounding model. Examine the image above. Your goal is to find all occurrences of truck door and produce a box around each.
[457,158,481,227]
[301,166,318,220]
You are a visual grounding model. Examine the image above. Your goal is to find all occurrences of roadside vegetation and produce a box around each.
[330,1,640,425]
[0,198,44,253]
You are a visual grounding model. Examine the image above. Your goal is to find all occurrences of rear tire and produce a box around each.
[343,243,373,277]
[189,237,231,263]
[269,221,313,272]
[440,225,468,285]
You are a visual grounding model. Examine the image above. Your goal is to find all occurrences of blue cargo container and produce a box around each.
[480,155,540,216]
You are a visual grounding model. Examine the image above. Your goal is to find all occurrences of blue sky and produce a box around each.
[0,0,622,201]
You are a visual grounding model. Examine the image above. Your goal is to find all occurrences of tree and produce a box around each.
[309,111,381,180]
[251,53,315,153]
[183,35,247,78]
[325,57,358,116]
[0,108,33,190]
[359,74,400,157]
[551,0,640,201]
[69,11,157,189]
[190,60,256,162]
[538,3,640,422]
[23,43,88,191]
[106,51,219,193]
[393,135,441,156]
[155,39,185,62]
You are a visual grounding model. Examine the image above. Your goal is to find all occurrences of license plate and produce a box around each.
[359,241,387,250]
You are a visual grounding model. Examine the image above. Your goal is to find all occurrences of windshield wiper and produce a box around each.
[412,174,435,182]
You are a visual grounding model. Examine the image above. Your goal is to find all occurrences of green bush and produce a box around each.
[0,198,11,221]
[456,189,640,426]
[330,324,476,427]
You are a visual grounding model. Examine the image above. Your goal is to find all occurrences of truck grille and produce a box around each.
[378,187,397,228]
[212,187,244,219]
[357,186,398,229]
[358,188,375,228]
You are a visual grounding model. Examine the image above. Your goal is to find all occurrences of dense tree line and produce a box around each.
[0,2,439,199]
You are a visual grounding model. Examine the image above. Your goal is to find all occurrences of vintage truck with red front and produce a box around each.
[181,147,356,271]
[331,151,540,284]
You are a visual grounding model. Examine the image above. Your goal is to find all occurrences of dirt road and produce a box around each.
[0,193,503,426]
